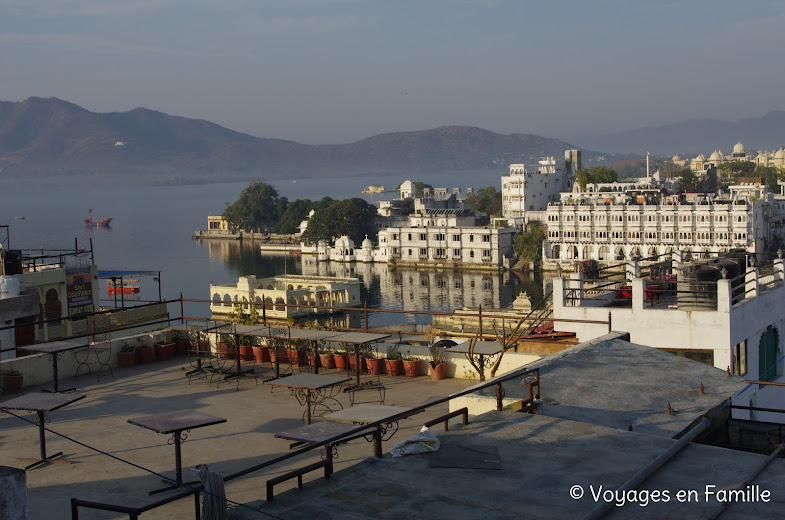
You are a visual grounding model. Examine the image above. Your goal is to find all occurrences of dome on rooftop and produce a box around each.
[334,235,355,248]
[775,148,785,159]
[733,142,745,154]
[709,150,724,161]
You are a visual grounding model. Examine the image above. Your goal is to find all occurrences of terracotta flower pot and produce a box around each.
[320,353,336,369]
[385,359,404,376]
[429,362,447,380]
[217,343,235,359]
[118,351,136,368]
[1,373,23,393]
[175,340,190,356]
[334,354,348,370]
[348,355,367,373]
[253,346,270,363]
[366,358,384,375]
[154,342,175,361]
[239,345,254,361]
[403,359,420,377]
[137,347,153,364]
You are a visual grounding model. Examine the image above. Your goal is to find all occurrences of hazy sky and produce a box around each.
[1,0,783,144]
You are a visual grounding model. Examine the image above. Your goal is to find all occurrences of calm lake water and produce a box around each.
[0,172,543,327]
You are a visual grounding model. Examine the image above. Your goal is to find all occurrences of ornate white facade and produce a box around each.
[501,150,581,225]
[544,198,763,264]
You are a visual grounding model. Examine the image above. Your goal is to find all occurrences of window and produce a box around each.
[420,233,426,241]
[453,249,461,257]
[470,251,475,258]
[419,248,427,256]
[482,250,491,258]
[732,340,747,376]
[482,235,490,243]
[469,235,474,242]
[452,234,460,242]
[408,233,412,240]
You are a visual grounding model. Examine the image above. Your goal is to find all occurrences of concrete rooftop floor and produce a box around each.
[0,356,464,519]
[238,410,785,520]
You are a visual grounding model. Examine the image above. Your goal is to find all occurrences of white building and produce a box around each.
[544,197,764,266]
[209,274,362,320]
[552,254,785,423]
[501,150,581,226]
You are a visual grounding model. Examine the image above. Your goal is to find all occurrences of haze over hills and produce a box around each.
[0,97,600,182]
[570,111,785,156]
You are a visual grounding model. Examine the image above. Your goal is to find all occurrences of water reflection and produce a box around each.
[205,240,548,327]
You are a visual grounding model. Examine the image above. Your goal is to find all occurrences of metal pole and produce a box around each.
[158,271,162,302]
[478,305,483,340]
[364,299,368,332]
[180,293,184,325]
[38,410,47,460]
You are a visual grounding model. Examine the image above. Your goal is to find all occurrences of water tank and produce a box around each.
[0,275,20,299]
[677,264,720,309]
[3,249,22,275]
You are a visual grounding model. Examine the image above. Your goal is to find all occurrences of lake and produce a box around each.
[0,172,543,327]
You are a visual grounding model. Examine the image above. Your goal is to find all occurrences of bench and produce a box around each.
[266,459,332,501]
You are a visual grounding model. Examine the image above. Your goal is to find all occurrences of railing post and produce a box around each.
[194,490,201,520]
[608,311,612,333]
[71,498,79,520]
[495,383,503,411]
[745,267,759,300]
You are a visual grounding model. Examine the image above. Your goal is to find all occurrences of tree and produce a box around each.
[399,197,415,215]
[222,182,284,233]
[756,166,781,194]
[276,199,315,234]
[575,166,618,190]
[466,187,502,216]
[513,225,546,265]
[718,161,756,183]
[300,198,379,245]
[675,168,700,192]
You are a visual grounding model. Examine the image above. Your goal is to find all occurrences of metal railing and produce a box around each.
[70,366,541,519]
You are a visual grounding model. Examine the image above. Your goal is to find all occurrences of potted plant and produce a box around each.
[154,337,175,361]
[366,353,384,375]
[385,345,404,376]
[319,346,336,369]
[426,326,447,380]
[238,335,256,362]
[118,343,137,368]
[136,338,153,364]
[403,351,420,377]
[170,330,190,356]
[333,348,348,370]
[217,334,235,359]
[253,343,270,363]
[1,369,23,393]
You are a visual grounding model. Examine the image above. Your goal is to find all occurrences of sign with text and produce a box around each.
[65,253,94,318]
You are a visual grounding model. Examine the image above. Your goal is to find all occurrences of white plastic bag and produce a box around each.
[390,426,440,457]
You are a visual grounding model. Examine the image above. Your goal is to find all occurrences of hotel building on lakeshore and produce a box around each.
[209,274,362,321]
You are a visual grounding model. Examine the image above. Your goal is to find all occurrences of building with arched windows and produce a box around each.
[209,274,362,320]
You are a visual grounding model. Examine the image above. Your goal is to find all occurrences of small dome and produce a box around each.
[709,150,724,161]
[775,148,785,159]
[733,141,745,154]
[672,154,682,161]
[694,154,706,161]
[362,235,372,249]
[334,235,355,248]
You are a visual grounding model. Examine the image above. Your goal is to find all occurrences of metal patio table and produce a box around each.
[265,373,350,425]
[447,340,504,382]
[24,340,89,393]
[323,403,417,458]
[127,410,226,495]
[0,392,86,469]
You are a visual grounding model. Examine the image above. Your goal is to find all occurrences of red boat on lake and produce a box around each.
[85,209,112,227]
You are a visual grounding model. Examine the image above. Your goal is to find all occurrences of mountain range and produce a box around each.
[570,111,785,156]
[1,97,782,180]
[0,97,596,181]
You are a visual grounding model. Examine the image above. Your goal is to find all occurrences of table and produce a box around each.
[447,341,504,382]
[25,341,89,393]
[327,332,391,385]
[0,393,86,469]
[265,373,350,425]
[73,345,113,382]
[127,410,226,495]
[323,403,416,458]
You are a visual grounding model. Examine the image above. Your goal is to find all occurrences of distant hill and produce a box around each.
[572,111,785,155]
[0,97,599,180]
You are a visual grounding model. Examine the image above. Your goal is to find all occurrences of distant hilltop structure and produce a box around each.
[361,185,385,194]
[685,141,785,172]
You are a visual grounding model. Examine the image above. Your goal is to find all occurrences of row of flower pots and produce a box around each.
[117,339,191,368]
